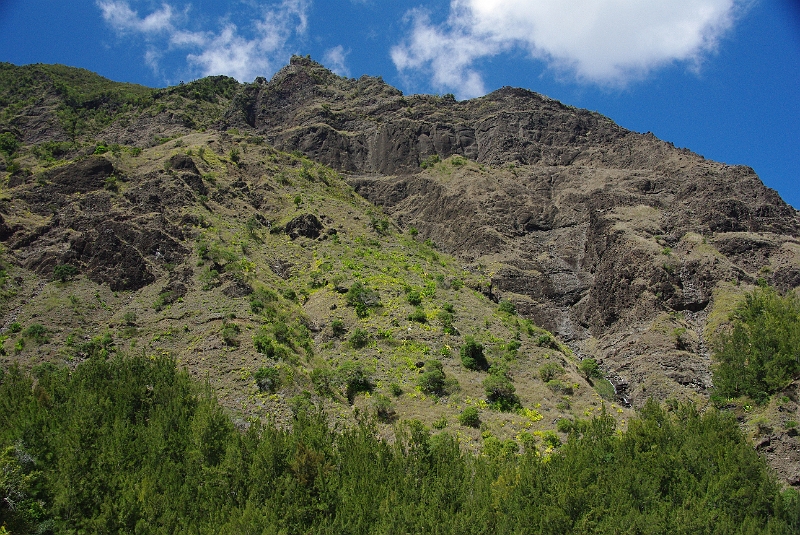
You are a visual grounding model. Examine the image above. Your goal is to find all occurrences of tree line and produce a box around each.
[1,352,798,534]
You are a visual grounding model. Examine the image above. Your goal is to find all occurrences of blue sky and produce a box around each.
[1,0,798,208]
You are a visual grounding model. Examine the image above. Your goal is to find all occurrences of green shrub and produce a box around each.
[536,333,557,349]
[199,267,220,290]
[406,289,422,306]
[408,307,427,323]
[432,416,448,429]
[250,298,265,314]
[557,418,574,433]
[253,332,287,360]
[288,392,315,416]
[539,362,564,382]
[308,270,325,289]
[483,372,519,411]
[389,382,403,396]
[123,311,137,326]
[0,132,20,156]
[346,281,381,318]
[311,367,335,397]
[221,322,241,347]
[541,430,562,449]
[245,215,263,240]
[594,378,616,401]
[458,406,480,428]
[349,328,370,349]
[437,310,457,335]
[371,217,390,235]
[281,288,297,302]
[579,358,601,379]
[547,379,574,395]
[24,324,49,344]
[53,264,78,282]
[9,322,22,333]
[373,394,395,422]
[254,367,280,392]
[482,435,519,459]
[250,287,278,315]
[104,175,119,192]
[269,321,292,347]
[331,319,346,337]
[503,339,521,358]
[460,336,488,371]
[418,360,446,396]
[33,140,74,161]
[337,361,373,403]
[152,291,172,311]
[712,287,800,403]
[420,154,440,169]
[497,299,516,315]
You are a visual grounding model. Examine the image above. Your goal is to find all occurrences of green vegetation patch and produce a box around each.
[1,356,797,534]
[712,286,800,403]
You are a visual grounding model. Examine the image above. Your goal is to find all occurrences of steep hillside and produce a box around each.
[224,57,799,408]
[1,57,799,483]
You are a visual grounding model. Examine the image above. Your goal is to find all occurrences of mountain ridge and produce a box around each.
[1,57,799,484]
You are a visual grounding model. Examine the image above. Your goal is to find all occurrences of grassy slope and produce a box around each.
[0,116,634,450]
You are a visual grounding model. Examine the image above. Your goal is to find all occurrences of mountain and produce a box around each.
[1,57,799,484]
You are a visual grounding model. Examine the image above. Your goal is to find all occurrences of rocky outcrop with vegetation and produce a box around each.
[0,57,799,493]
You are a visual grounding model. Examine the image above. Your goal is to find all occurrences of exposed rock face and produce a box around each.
[285,213,322,240]
[4,157,189,291]
[227,57,635,175]
[169,154,207,196]
[231,57,800,406]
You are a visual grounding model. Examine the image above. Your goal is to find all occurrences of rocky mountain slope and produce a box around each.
[222,57,800,404]
[1,57,799,482]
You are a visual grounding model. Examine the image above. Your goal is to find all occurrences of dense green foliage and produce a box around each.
[713,287,800,402]
[458,406,481,428]
[578,358,601,379]
[1,354,798,534]
[483,366,520,411]
[418,359,448,396]
[460,335,489,371]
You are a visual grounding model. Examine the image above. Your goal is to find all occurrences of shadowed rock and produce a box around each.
[285,214,322,240]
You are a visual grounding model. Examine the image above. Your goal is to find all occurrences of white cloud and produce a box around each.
[97,1,174,34]
[97,0,311,82]
[392,0,748,98]
[391,8,502,98]
[323,45,351,77]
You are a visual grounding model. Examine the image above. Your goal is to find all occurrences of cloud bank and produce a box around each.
[97,0,310,82]
[391,0,747,98]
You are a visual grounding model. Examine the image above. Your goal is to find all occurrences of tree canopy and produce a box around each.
[1,354,798,534]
